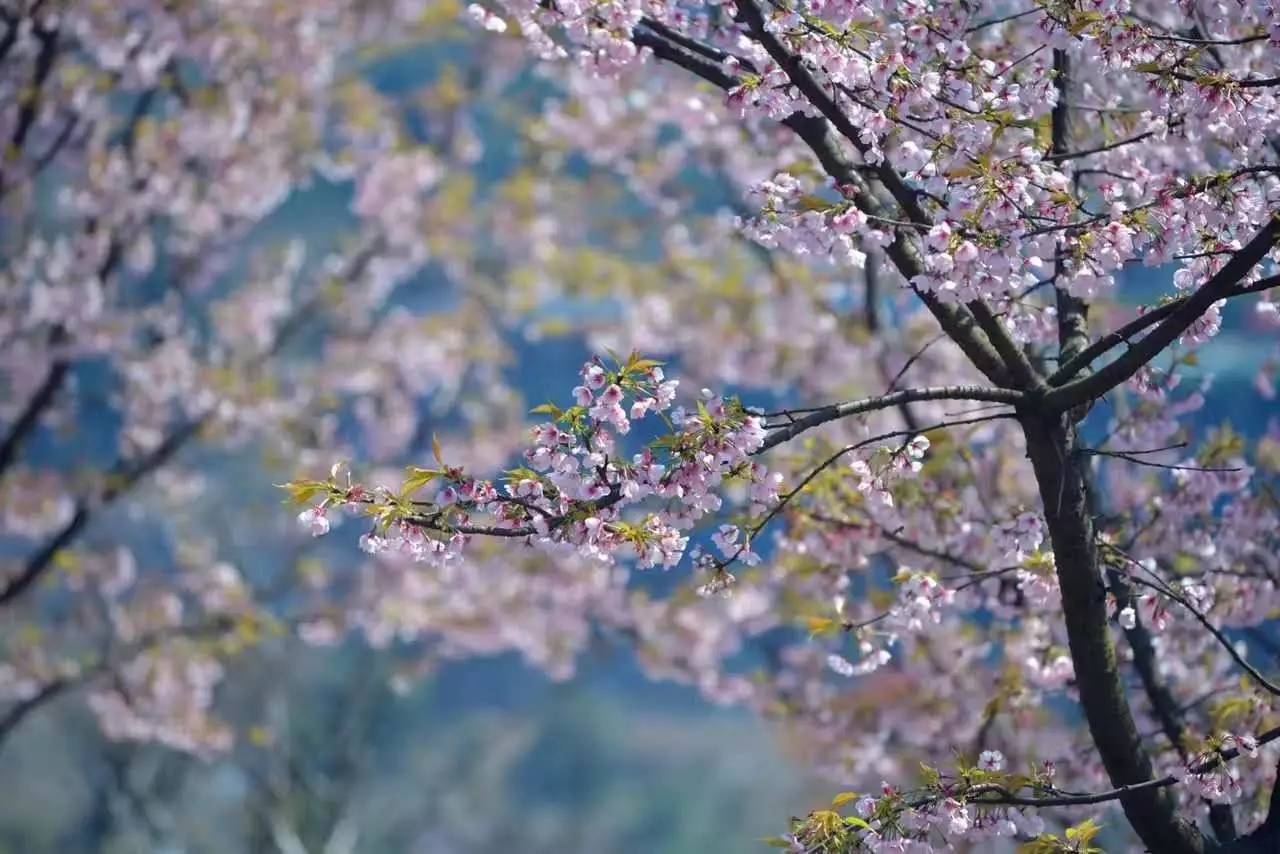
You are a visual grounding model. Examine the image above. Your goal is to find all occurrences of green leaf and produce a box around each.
[805,616,837,636]
[1065,818,1102,844]
[628,357,665,373]
[402,466,440,496]
[831,791,859,809]
[1068,10,1104,36]
[279,480,330,506]
[530,402,562,417]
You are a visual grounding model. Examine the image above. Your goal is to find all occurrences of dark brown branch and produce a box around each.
[0,672,83,751]
[632,22,740,89]
[639,16,755,73]
[1044,123,1178,163]
[1145,31,1267,46]
[969,300,1042,386]
[1231,758,1280,850]
[718,414,1010,573]
[0,21,59,194]
[1050,274,1280,385]
[0,359,67,480]
[1165,70,1280,89]
[1021,413,1207,853]
[1045,218,1280,412]
[631,20,1017,388]
[0,417,202,607]
[733,0,927,225]
[1119,565,1280,697]
[780,116,1016,386]
[1108,567,1239,842]
[1051,48,1091,380]
[759,385,1023,451]
[963,731,1270,809]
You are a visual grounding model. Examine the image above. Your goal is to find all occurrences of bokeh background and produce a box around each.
[0,17,829,854]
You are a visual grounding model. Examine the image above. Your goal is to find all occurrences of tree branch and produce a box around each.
[1050,274,1280,385]
[1117,563,1280,698]
[732,0,927,225]
[1051,49,1091,376]
[631,19,1022,388]
[0,615,237,751]
[780,115,1017,386]
[1108,567,1240,841]
[0,417,202,607]
[759,386,1023,451]
[0,241,356,609]
[963,724,1280,812]
[734,0,1038,387]
[1044,218,1280,412]
[0,358,68,480]
[1021,413,1207,853]
[0,21,59,194]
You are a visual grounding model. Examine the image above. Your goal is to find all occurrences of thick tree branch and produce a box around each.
[1050,274,1280,385]
[732,0,926,225]
[0,21,59,194]
[734,0,1039,387]
[632,22,740,89]
[1109,568,1239,842]
[1045,218,1280,412]
[759,385,1023,451]
[969,300,1042,386]
[0,358,67,480]
[1022,413,1208,853]
[1051,49,1091,375]
[735,1,1037,386]
[780,115,1016,386]
[631,19,1024,388]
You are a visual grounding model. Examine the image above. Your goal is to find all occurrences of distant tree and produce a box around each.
[0,0,563,757]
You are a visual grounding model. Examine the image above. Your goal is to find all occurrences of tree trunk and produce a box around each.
[1021,411,1208,853]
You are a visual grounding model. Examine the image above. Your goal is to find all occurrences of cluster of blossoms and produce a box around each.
[773,755,1087,852]
[887,570,957,633]
[1174,734,1263,803]
[86,649,232,757]
[741,173,873,269]
[849,434,931,508]
[291,354,782,576]
[475,0,1280,323]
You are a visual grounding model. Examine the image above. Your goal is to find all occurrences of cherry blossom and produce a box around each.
[4,1,1280,851]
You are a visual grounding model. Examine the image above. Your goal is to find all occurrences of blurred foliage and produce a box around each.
[0,641,823,852]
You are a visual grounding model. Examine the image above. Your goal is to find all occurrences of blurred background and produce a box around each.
[0,7,829,852]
